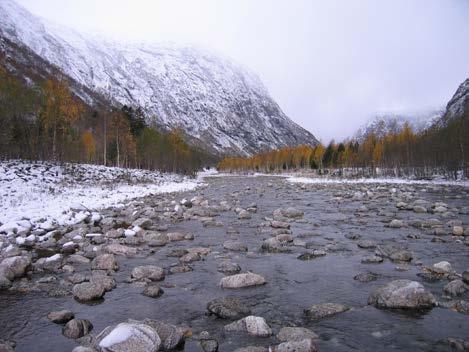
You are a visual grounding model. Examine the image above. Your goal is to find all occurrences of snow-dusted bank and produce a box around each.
[0,160,202,229]
[287,175,469,187]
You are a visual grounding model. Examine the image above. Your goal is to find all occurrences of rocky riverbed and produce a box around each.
[0,175,468,352]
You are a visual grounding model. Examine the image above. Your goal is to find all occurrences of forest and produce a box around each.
[0,65,213,174]
[218,116,469,179]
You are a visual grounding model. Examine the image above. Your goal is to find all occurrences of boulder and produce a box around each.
[224,316,272,337]
[62,319,93,339]
[131,265,165,281]
[96,321,161,352]
[304,303,349,320]
[368,279,436,309]
[207,297,251,319]
[73,282,105,301]
[220,273,266,289]
[47,309,74,324]
[91,254,118,271]
[277,327,318,342]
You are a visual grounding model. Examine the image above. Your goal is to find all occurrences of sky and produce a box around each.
[16,0,469,142]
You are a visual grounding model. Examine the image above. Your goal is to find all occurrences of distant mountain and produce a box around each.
[0,0,318,156]
[354,110,443,142]
[442,78,469,123]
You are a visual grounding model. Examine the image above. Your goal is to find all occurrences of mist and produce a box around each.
[16,0,469,142]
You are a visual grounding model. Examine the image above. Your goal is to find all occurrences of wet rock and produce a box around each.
[200,339,218,352]
[261,238,284,253]
[223,241,248,252]
[357,240,377,249]
[62,319,93,339]
[142,232,168,247]
[207,297,251,319]
[217,262,241,274]
[463,270,469,284]
[131,265,165,281]
[432,261,454,275]
[354,272,379,283]
[368,279,436,309]
[375,244,413,262]
[413,205,427,213]
[238,210,252,219]
[90,272,116,292]
[179,252,201,263]
[297,250,326,260]
[72,282,105,301]
[274,339,318,352]
[270,221,290,229]
[132,218,152,230]
[68,273,88,284]
[453,226,464,236]
[274,207,304,219]
[452,300,469,314]
[436,338,469,352]
[224,316,272,337]
[142,284,164,298]
[105,244,137,256]
[67,254,91,265]
[277,327,318,342]
[167,249,188,258]
[143,319,187,351]
[96,321,161,352]
[91,254,118,271]
[47,309,74,324]
[444,280,467,296]
[169,265,193,274]
[304,303,349,320]
[388,219,404,228]
[361,255,383,264]
[167,232,186,242]
[0,256,31,278]
[220,273,266,289]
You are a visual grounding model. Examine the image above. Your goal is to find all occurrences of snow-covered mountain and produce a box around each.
[354,110,443,142]
[0,0,318,156]
[443,78,469,122]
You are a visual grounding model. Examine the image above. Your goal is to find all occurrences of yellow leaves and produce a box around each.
[81,130,96,161]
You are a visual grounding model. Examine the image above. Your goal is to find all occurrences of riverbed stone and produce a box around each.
[463,270,469,284]
[96,321,161,352]
[452,226,464,236]
[224,316,272,337]
[142,284,164,298]
[220,273,266,288]
[62,319,93,339]
[47,309,74,324]
[274,338,318,352]
[432,261,454,274]
[274,207,304,219]
[304,303,349,320]
[223,240,248,252]
[368,279,436,309]
[131,265,165,281]
[444,280,467,296]
[207,297,251,319]
[277,327,318,342]
[72,282,105,301]
[91,254,118,271]
[375,244,413,262]
[217,262,241,274]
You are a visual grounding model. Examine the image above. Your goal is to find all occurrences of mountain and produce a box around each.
[0,0,318,156]
[442,78,469,123]
[354,110,443,142]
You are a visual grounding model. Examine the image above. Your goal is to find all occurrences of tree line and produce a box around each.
[218,117,469,179]
[0,65,213,174]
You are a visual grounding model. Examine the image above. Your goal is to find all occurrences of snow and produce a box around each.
[98,324,136,348]
[0,160,201,228]
[287,176,469,187]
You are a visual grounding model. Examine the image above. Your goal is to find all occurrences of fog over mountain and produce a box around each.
[14,0,469,141]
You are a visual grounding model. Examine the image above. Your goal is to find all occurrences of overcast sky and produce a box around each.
[16,0,469,142]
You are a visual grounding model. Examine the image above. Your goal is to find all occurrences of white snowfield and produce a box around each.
[0,160,201,228]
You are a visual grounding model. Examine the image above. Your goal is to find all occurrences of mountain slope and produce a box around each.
[443,78,469,122]
[0,0,318,156]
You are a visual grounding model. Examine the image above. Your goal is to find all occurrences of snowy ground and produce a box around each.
[0,160,202,227]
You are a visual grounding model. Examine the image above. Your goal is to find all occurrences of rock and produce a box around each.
[132,218,152,229]
[90,273,116,292]
[444,280,467,296]
[361,255,383,264]
[452,300,469,315]
[261,237,284,253]
[368,279,436,309]
[0,256,31,278]
[143,320,187,351]
[62,319,93,339]
[105,244,137,256]
[432,261,454,274]
[73,282,105,301]
[169,265,193,274]
[72,347,96,352]
[143,232,168,247]
[354,272,379,283]
[131,265,165,281]
[388,219,404,228]
[238,210,251,219]
[201,339,218,352]
[463,270,469,284]
[274,207,304,219]
[375,244,413,262]
[217,262,241,274]
[142,284,164,298]
[304,303,349,320]
[277,327,318,342]
[413,205,427,213]
[453,226,464,236]
[47,309,74,324]
[270,221,290,229]
[91,254,118,271]
[357,240,376,249]
[220,273,266,289]
[0,275,12,290]
[223,241,248,252]
[224,316,272,337]
[167,232,186,242]
[207,297,251,319]
[97,321,161,352]
[179,252,201,263]
[274,339,318,352]
[233,347,268,352]
[297,250,326,260]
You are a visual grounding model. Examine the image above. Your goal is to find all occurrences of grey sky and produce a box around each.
[16,0,469,142]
